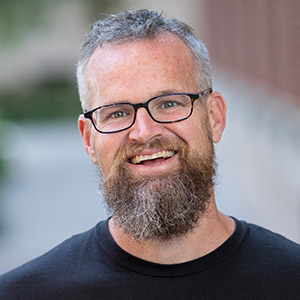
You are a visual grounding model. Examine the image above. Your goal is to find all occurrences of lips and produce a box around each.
[130,150,176,165]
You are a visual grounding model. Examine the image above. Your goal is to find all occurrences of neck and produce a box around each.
[108,199,235,264]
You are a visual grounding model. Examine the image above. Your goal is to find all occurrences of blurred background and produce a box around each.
[0,0,299,274]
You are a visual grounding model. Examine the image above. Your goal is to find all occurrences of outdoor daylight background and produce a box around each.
[0,0,299,274]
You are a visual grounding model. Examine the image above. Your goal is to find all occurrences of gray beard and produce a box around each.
[98,138,217,242]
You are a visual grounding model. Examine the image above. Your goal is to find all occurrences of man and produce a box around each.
[0,9,299,299]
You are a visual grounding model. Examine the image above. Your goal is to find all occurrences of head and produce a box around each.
[77,10,226,242]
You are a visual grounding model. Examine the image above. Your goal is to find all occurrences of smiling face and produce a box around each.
[78,33,227,241]
[79,33,221,179]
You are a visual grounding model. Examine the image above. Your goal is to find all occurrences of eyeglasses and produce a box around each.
[83,88,212,134]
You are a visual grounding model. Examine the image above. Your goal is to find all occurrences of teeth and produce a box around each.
[130,150,175,164]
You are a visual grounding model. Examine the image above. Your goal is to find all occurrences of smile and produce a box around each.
[130,150,176,165]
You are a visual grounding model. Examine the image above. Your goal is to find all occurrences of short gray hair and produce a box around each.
[76,9,212,110]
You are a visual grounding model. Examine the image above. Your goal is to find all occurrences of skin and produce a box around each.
[78,33,235,264]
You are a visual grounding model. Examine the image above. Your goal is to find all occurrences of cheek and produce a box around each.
[184,117,212,155]
[93,135,122,175]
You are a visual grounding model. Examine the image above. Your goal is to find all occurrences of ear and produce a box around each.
[78,114,98,164]
[205,91,227,143]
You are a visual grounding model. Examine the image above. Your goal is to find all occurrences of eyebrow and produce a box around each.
[152,89,182,97]
[100,89,183,106]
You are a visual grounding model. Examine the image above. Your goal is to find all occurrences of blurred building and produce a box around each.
[200,0,300,104]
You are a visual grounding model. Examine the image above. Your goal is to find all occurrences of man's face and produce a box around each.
[79,33,226,240]
[82,33,213,177]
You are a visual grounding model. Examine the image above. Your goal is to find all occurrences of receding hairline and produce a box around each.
[86,31,196,71]
[85,31,196,74]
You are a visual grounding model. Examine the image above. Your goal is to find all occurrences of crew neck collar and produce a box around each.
[96,217,248,277]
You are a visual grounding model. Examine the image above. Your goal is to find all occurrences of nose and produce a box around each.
[128,107,163,142]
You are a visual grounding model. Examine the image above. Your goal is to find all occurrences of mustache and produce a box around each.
[113,137,189,165]
[100,137,190,185]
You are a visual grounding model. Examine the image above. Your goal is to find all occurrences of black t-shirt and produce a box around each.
[0,218,299,299]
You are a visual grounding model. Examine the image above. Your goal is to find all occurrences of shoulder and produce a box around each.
[0,223,102,299]
[222,219,300,297]
[245,221,299,255]
[235,219,300,273]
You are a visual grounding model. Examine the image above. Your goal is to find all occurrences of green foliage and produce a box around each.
[0,79,82,121]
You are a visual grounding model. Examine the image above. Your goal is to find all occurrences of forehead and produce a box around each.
[85,33,197,106]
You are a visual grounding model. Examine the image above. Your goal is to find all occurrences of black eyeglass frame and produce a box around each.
[83,88,213,134]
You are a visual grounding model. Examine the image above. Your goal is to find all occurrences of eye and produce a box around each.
[110,110,129,119]
[160,100,178,109]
